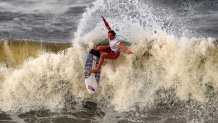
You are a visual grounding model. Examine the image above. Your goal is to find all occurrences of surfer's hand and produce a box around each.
[101,16,105,20]
[126,50,134,55]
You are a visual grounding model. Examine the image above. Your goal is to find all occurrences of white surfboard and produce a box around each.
[84,50,101,94]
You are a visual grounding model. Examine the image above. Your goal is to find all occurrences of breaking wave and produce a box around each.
[0,0,218,122]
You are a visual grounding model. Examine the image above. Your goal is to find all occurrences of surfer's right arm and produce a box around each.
[101,16,111,30]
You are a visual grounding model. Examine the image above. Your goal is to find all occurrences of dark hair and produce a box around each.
[108,30,116,36]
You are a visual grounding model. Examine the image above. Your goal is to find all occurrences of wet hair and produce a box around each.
[108,30,116,36]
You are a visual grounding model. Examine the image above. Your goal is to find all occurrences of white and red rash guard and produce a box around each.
[109,36,120,52]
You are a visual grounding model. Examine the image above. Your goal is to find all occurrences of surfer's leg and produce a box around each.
[91,52,120,73]
[91,53,110,73]
[93,46,111,52]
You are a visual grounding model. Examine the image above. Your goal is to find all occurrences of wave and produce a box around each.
[1,32,218,115]
[0,0,94,14]
[0,39,71,67]
[0,0,218,122]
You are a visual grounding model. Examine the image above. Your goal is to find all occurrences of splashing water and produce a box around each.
[0,0,218,122]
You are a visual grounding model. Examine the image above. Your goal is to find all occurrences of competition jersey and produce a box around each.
[109,36,120,52]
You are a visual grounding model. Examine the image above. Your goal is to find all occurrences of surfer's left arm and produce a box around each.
[117,43,134,55]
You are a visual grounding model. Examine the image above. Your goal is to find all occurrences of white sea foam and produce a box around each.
[0,1,218,119]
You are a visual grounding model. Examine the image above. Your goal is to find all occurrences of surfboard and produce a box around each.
[84,49,101,94]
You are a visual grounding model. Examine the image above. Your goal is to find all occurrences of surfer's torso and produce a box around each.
[109,36,120,52]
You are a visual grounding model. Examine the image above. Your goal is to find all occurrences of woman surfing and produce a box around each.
[91,16,133,73]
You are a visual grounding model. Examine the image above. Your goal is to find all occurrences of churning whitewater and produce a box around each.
[0,0,218,122]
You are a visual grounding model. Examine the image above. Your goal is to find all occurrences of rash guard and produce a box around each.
[109,36,120,52]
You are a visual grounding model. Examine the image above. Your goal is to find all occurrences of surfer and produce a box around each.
[91,16,133,73]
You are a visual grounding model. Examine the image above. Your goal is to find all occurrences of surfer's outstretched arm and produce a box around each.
[101,16,111,30]
[118,43,134,55]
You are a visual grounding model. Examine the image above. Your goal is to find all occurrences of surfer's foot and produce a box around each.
[90,68,99,73]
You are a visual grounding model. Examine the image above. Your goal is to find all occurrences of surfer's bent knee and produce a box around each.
[101,53,108,58]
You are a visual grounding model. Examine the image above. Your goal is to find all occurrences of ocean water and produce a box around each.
[0,0,218,123]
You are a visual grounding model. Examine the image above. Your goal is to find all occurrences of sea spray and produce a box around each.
[0,0,217,122]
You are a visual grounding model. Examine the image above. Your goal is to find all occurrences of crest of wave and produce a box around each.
[0,31,218,113]
[0,0,218,113]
